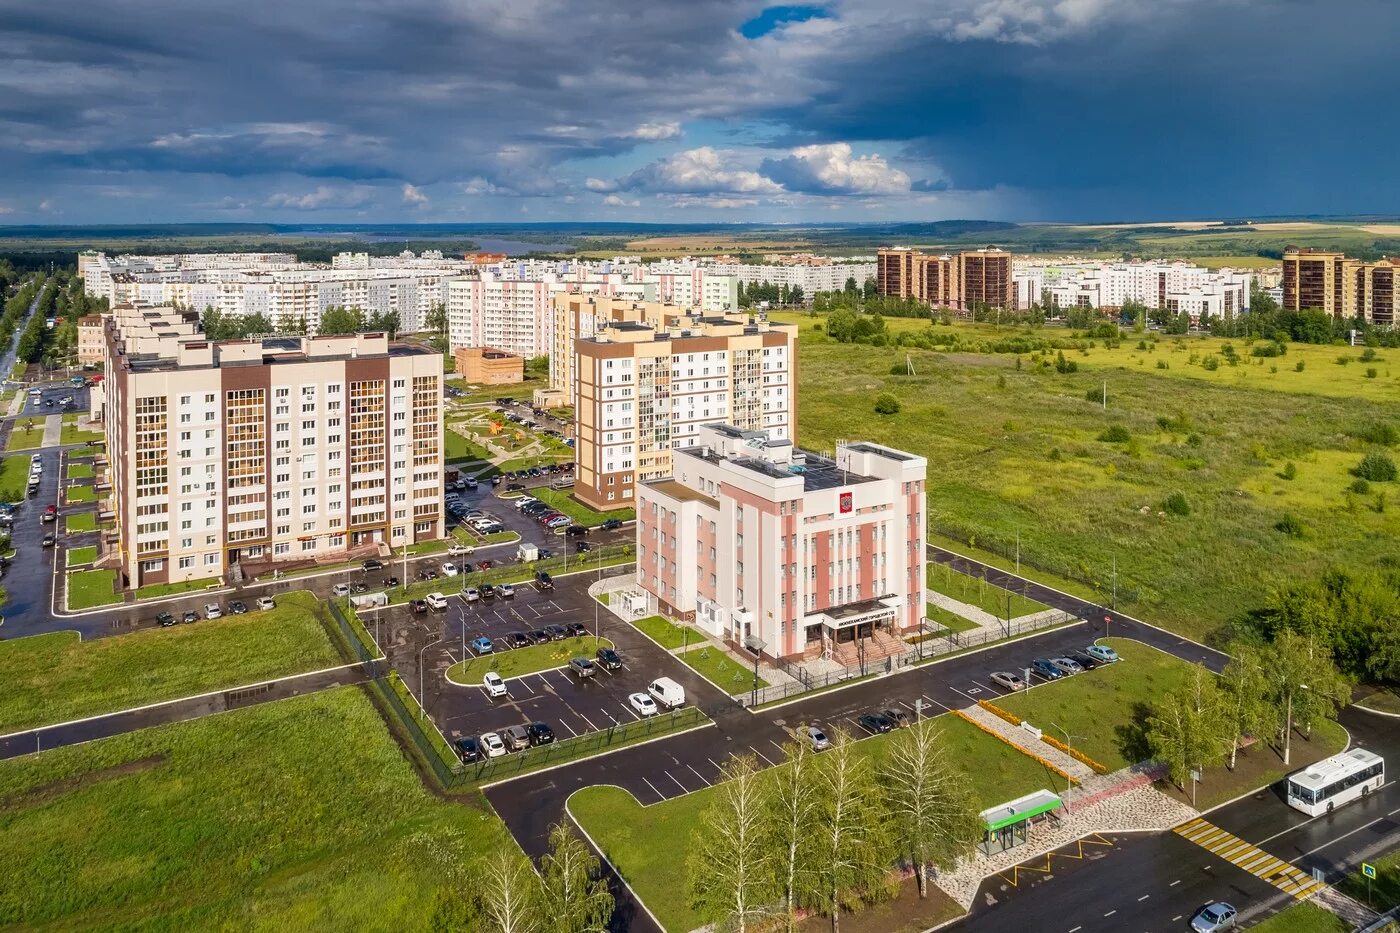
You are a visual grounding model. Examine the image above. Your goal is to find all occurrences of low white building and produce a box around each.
[1013,259,1252,320]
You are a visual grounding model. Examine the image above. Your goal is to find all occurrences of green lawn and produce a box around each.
[1357,687,1400,715]
[444,427,493,463]
[66,461,93,479]
[0,455,30,501]
[65,568,121,610]
[569,714,1058,933]
[446,635,613,684]
[134,576,221,601]
[5,420,46,451]
[926,562,1047,620]
[631,614,695,650]
[1338,844,1400,915]
[925,602,982,633]
[59,420,104,445]
[530,487,633,527]
[0,591,340,732]
[678,645,769,693]
[66,485,97,504]
[1246,903,1349,933]
[0,687,513,929]
[65,511,97,534]
[65,545,97,567]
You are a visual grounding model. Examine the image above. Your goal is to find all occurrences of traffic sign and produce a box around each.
[1104,615,1111,623]
[1363,863,1376,879]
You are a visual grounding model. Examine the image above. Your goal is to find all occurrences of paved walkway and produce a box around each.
[957,702,1096,782]
[926,592,1068,633]
[41,414,60,447]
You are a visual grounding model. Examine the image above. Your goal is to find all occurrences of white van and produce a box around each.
[647,676,686,710]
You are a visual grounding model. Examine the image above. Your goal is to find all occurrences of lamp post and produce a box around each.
[418,632,443,719]
[744,633,767,707]
[1049,720,1086,813]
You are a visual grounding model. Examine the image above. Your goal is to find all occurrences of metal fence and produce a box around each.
[743,610,1078,707]
[325,599,381,666]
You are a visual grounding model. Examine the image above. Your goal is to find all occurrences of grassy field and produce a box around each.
[5,420,46,450]
[926,562,1047,619]
[631,614,695,650]
[66,485,97,504]
[0,687,513,929]
[134,576,220,601]
[65,511,96,534]
[444,426,493,463]
[530,487,634,526]
[0,455,29,500]
[570,713,1058,933]
[923,603,981,633]
[66,461,93,479]
[679,645,769,692]
[1338,842,1400,914]
[59,418,104,445]
[65,545,97,567]
[65,568,121,610]
[0,591,341,732]
[446,635,613,684]
[782,320,1400,643]
[1246,902,1349,933]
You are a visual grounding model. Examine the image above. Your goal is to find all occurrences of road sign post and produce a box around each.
[1190,769,1201,808]
[1363,863,1376,907]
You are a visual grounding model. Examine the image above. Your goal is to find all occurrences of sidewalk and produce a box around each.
[41,414,60,447]
[926,594,1067,633]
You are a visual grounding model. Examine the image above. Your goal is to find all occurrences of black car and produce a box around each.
[534,570,554,590]
[567,621,588,637]
[181,610,199,624]
[156,611,176,627]
[1068,650,1100,670]
[351,581,368,593]
[381,576,399,589]
[596,647,623,670]
[454,736,481,763]
[507,631,531,649]
[362,559,383,572]
[526,722,555,746]
[881,708,909,728]
[480,583,496,599]
[411,599,429,614]
[858,712,895,734]
[575,541,592,553]
[565,525,589,537]
[528,629,551,645]
[544,623,568,640]
[601,518,623,530]
[228,600,248,615]
[506,483,525,492]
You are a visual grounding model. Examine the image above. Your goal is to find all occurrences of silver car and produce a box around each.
[1050,656,1083,675]
[990,671,1026,691]
[1190,902,1236,933]
[799,725,831,751]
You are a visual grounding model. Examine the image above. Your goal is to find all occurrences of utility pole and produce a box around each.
[1015,530,1020,574]
[1102,380,1107,410]
[1111,555,1117,610]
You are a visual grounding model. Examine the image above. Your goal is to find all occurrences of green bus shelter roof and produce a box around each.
[980,789,1063,832]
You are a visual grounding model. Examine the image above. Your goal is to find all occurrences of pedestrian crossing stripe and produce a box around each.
[1174,818,1325,900]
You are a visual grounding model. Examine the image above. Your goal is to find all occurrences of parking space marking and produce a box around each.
[921,694,954,712]
[558,719,578,738]
[751,745,776,766]
[641,776,666,802]
[664,770,689,793]
[620,703,642,721]
[707,757,724,772]
[686,764,709,786]
[576,711,598,731]
[769,738,786,756]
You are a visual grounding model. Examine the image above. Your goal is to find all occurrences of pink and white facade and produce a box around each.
[636,424,927,659]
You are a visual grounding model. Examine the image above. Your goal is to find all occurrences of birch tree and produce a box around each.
[1147,668,1228,793]
[477,849,542,933]
[1220,642,1272,770]
[540,822,613,933]
[880,719,980,898]
[806,729,894,933]
[687,753,775,933]
[1259,629,1348,765]
[769,736,819,933]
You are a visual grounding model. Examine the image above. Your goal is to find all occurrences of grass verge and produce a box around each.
[5,421,46,451]
[65,569,121,610]
[1246,903,1349,933]
[66,485,97,504]
[631,614,695,650]
[65,545,97,567]
[446,635,613,684]
[529,487,634,527]
[65,511,97,534]
[66,462,93,480]
[679,645,769,693]
[0,456,31,501]
[134,576,221,601]
[926,561,1047,619]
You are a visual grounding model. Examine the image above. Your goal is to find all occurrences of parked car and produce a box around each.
[1067,650,1100,670]
[41,533,55,547]
[332,583,351,597]
[256,596,276,610]
[1085,644,1120,663]
[182,610,199,624]
[228,600,248,615]
[647,677,686,709]
[547,516,572,529]
[40,510,54,523]
[204,603,223,620]
[441,562,459,577]
[476,560,494,570]
[480,732,507,758]
[362,559,383,572]
[990,671,1026,691]
[629,692,658,716]
[858,712,895,734]
[514,496,538,510]
[881,708,909,728]
[380,576,399,589]
[568,657,597,678]
[424,592,448,610]
[575,541,592,554]
[498,583,515,599]
[410,599,429,614]
[505,483,525,492]
[565,525,589,537]
[479,583,496,599]
[507,631,531,649]
[1030,658,1065,680]
[526,722,555,746]
[596,647,623,670]
[535,571,554,590]
[528,629,551,645]
[470,636,495,655]
[601,518,623,530]
[798,725,830,751]
[1190,903,1237,933]
[1049,656,1083,676]
[503,724,531,752]
[447,544,472,556]
[463,587,480,602]
[156,611,176,627]
[483,672,508,698]
[566,621,588,637]
[455,736,481,763]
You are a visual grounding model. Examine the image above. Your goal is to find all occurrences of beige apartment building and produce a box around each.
[573,314,797,511]
[548,294,694,405]
[103,308,443,588]
[1281,247,1398,324]
[77,315,107,366]
[877,247,1014,310]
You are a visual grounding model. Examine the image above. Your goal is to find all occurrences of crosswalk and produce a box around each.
[1174,818,1324,900]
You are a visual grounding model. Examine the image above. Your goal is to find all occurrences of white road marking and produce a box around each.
[620,703,642,721]
[559,719,578,737]
[1102,910,1116,918]
[1171,917,1182,923]
[751,745,776,766]
[686,763,709,785]
[1169,880,1181,887]
[769,739,786,756]
[641,776,666,802]
[707,757,724,772]
[1068,927,1081,932]
[1137,895,1149,902]
[665,770,689,793]
[576,711,598,731]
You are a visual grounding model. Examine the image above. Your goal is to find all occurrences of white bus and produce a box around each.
[1286,748,1384,816]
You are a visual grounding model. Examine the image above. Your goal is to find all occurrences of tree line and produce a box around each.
[688,719,980,933]
[199,305,403,341]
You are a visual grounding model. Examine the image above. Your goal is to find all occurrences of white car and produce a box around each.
[441,562,459,577]
[628,692,658,717]
[514,496,538,510]
[256,596,276,610]
[204,603,223,620]
[483,672,508,698]
[424,592,448,610]
[447,544,472,557]
[480,732,507,758]
[331,583,350,598]
[463,587,480,603]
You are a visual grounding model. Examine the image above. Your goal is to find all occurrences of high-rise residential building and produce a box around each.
[876,247,1014,309]
[636,424,927,660]
[446,276,554,359]
[572,314,797,511]
[1012,259,1252,321]
[547,295,694,408]
[101,305,443,589]
[1281,248,1399,324]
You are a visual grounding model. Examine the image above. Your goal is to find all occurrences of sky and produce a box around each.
[0,0,1396,225]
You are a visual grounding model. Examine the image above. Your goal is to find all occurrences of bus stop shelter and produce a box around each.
[979,789,1063,856]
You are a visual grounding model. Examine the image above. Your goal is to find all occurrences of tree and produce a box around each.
[769,737,819,932]
[1219,642,1273,770]
[862,276,878,300]
[1259,629,1348,765]
[880,717,979,898]
[873,393,900,416]
[540,822,612,933]
[365,309,402,338]
[1146,664,1228,790]
[1354,451,1397,483]
[318,305,365,335]
[687,754,775,932]
[477,849,542,932]
[844,276,858,296]
[806,729,894,933]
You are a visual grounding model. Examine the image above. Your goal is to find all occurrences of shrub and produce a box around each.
[1357,423,1399,446]
[1085,387,1102,403]
[1295,360,1305,372]
[1361,347,1378,362]
[1157,412,1192,434]
[1098,424,1131,443]
[997,374,1007,389]
[1354,451,1398,482]
[1275,513,1307,537]
[1048,447,1063,462]
[1351,478,1372,495]
[1202,356,1220,371]
[1162,492,1191,516]
[1251,341,1287,357]
[1280,461,1297,481]
[1366,367,1378,379]
[1055,351,1078,374]
[1336,355,1351,366]
[1156,358,1169,370]
[873,393,901,415]
[1185,433,1203,447]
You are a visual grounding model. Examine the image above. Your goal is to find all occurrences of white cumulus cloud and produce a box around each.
[759,143,911,195]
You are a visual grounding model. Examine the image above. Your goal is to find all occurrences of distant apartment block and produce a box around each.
[877,247,1014,310]
[637,424,927,659]
[1013,259,1252,321]
[101,307,443,589]
[77,315,106,366]
[453,346,523,384]
[1282,248,1398,325]
[573,314,796,511]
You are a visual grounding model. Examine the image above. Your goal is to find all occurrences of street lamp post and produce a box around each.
[744,634,767,707]
[1049,720,1086,813]
[418,633,443,719]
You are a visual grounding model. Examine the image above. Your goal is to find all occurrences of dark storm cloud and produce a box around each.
[0,0,1394,221]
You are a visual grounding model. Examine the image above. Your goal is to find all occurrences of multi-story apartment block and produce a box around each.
[548,295,694,406]
[77,315,106,366]
[703,257,877,295]
[1012,259,1252,321]
[877,247,1014,310]
[446,276,554,359]
[102,307,443,589]
[1282,248,1398,324]
[636,424,926,659]
[573,314,796,512]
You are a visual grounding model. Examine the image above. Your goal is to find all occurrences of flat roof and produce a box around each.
[645,479,718,508]
[1289,748,1383,788]
[823,598,896,621]
[844,442,915,462]
[981,789,1062,831]
[121,336,432,373]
